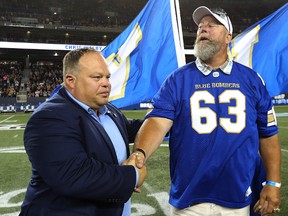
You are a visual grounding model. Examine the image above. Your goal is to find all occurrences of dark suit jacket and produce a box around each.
[20,87,143,216]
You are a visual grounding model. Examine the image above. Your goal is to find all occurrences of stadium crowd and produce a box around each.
[26,63,63,97]
[0,61,62,98]
[0,0,286,98]
[0,0,146,27]
[1,0,285,43]
[0,61,22,97]
[0,0,147,44]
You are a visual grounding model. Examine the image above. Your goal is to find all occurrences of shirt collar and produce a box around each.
[65,88,108,115]
[195,57,233,76]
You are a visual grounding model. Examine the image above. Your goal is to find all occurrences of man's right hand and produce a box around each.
[122,153,147,189]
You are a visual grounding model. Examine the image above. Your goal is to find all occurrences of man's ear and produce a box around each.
[226,33,232,44]
[65,74,76,89]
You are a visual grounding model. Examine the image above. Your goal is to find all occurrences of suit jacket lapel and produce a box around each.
[87,114,119,164]
[106,110,130,158]
[60,88,127,163]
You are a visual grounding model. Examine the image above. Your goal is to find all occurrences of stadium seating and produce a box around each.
[0,0,287,108]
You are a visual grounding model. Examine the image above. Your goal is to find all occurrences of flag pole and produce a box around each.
[170,0,186,66]
[174,0,185,51]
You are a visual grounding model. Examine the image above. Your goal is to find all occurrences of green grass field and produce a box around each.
[0,107,287,216]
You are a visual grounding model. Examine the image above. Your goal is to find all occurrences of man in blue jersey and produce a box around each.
[132,6,281,216]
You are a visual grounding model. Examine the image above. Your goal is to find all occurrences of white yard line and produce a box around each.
[0,212,19,216]
[276,113,288,117]
[143,182,170,216]
[0,115,15,123]
[0,146,25,153]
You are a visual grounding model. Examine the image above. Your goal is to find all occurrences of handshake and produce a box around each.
[122,149,147,192]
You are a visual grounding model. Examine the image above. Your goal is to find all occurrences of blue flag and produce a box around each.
[102,0,184,108]
[229,3,288,97]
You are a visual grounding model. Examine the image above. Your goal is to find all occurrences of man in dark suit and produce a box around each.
[20,48,147,216]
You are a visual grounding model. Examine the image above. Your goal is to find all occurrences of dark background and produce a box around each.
[0,0,287,63]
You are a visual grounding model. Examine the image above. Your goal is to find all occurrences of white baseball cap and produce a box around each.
[192,6,233,34]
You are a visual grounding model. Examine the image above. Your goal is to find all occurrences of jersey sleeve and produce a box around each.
[255,73,278,137]
[146,72,178,121]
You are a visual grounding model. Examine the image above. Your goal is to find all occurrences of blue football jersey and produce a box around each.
[146,61,278,209]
